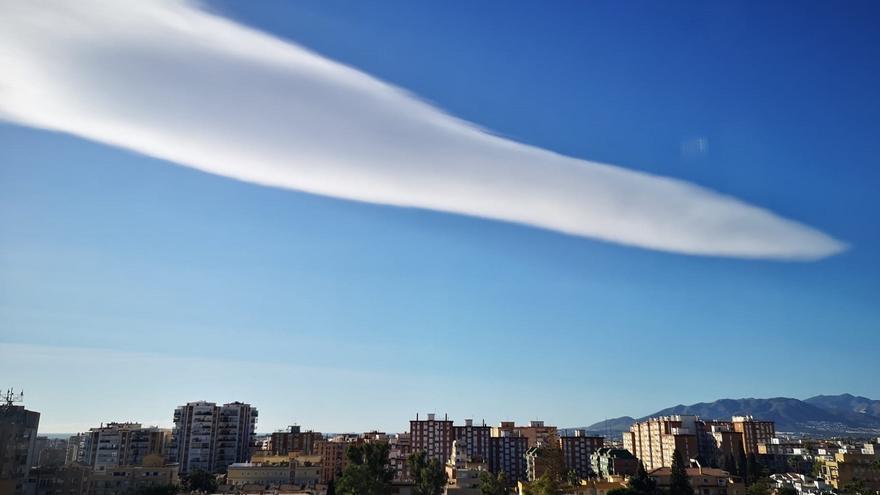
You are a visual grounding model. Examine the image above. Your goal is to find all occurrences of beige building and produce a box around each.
[623,416,700,471]
[87,465,179,495]
[493,421,557,449]
[226,462,289,486]
[315,438,349,483]
[730,416,774,455]
[819,452,880,491]
[649,467,744,495]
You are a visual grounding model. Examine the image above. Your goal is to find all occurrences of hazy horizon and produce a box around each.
[2,0,879,435]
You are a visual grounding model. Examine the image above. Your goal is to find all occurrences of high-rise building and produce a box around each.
[269,425,322,456]
[168,401,257,474]
[492,420,557,448]
[623,415,700,471]
[315,438,350,484]
[77,423,168,472]
[624,415,775,470]
[410,413,454,462]
[0,397,40,495]
[730,416,775,455]
[560,430,604,479]
[452,419,490,463]
[488,432,528,484]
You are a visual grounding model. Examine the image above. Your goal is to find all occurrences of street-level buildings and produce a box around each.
[649,467,745,495]
[591,447,639,479]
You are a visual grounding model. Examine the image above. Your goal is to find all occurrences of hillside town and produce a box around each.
[3,394,879,495]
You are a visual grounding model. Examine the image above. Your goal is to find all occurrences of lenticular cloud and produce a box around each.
[0,0,846,260]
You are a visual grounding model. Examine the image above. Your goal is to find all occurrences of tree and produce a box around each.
[523,473,560,495]
[607,488,635,495]
[181,470,218,494]
[408,451,447,495]
[628,462,659,495]
[778,486,798,495]
[336,443,395,495]
[479,471,510,495]
[746,478,772,495]
[669,450,694,495]
[533,434,566,483]
[564,469,581,487]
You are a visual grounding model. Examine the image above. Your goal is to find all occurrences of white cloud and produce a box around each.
[0,0,846,260]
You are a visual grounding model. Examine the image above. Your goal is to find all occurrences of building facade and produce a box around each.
[76,423,167,472]
[488,434,528,484]
[168,401,257,474]
[410,414,454,463]
[0,402,40,495]
[560,431,604,479]
[452,420,491,463]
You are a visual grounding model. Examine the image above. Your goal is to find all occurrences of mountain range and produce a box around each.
[576,394,880,438]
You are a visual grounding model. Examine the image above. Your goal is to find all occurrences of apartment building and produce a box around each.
[731,416,774,455]
[493,421,557,448]
[167,401,257,474]
[269,425,323,456]
[0,402,40,495]
[819,452,880,491]
[560,430,604,479]
[624,415,775,470]
[453,419,491,463]
[591,447,639,479]
[623,415,700,471]
[410,413,454,462]
[315,438,349,483]
[488,433,528,484]
[76,423,167,472]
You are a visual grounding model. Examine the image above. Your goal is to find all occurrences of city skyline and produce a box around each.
[2,0,880,435]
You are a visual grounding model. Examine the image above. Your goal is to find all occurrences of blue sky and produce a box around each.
[1,0,879,433]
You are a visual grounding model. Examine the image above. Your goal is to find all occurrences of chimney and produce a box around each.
[428,413,435,421]
[465,419,473,427]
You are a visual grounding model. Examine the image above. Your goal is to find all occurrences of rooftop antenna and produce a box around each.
[3,388,23,408]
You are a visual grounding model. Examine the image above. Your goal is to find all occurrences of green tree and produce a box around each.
[628,462,659,495]
[745,478,772,495]
[523,473,560,495]
[669,450,694,495]
[778,486,798,495]
[408,451,447,495]
[839,479,867,495]
[336,443,395,495]
[564,469,581,486]
[181,470,218,494]
[479,471,510,495]
[607,488,635,495]
[534,434,566,483]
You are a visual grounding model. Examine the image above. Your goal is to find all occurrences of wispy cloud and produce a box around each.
[0,0,846,259]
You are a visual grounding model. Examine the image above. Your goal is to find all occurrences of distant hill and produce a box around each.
[805,394,880,420]
[573,394,880,438]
